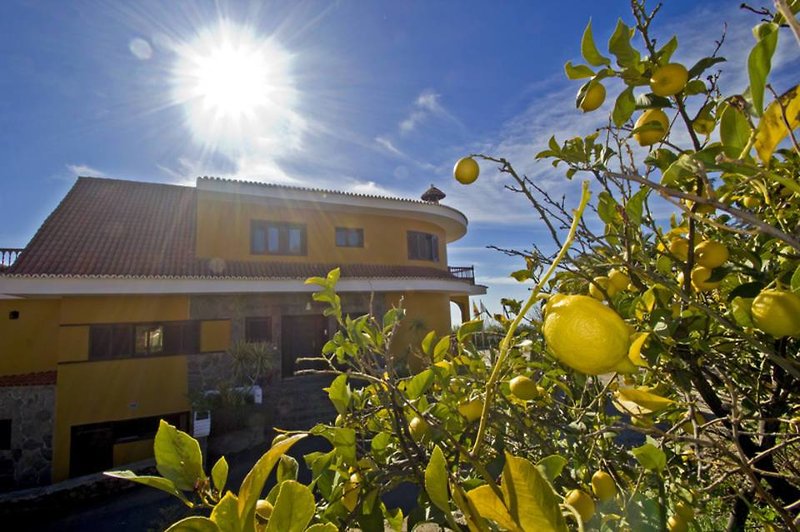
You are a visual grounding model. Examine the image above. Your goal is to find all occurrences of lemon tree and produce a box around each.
[109,2,800,530]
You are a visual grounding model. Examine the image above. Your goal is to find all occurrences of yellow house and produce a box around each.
[0,176,484,489]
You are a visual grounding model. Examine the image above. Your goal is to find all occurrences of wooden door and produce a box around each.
[281,315,327,377]
[70,424,113,477]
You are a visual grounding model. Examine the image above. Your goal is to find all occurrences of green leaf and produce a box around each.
[581,20,610,66]
[324,374,351,415]
[237,434,306,527]
[564,61,595,80]
[326,267,341,287]
[755,84,800,163]
[687,56,726,78]
[634,93,672,109]
[536,455,568,483]
[612,86,636,127]
[792,264,800,293]
[165,516,221,532]
[154,420,206,492]
[597,191,620,225]
[457,319,484,341]
[728,281,765,301]
[748,23,779,116]
[625,188,649,225]
[500,453,568,532]
[104,470,191,506]
[608,19,640,68]
[421,330,436,356]
[406,369,434,400]
[265,480,316,532]
[731,297,755,328]
[425,446,450,513]
[211,457,228,494]
[660,154,695,186]
[510,269,532,282]
[277,455,299,483]
[467,485,522,531]
[656,36,678,64]
[311,426,357,464]
[684,79,707,96]
[384,506,404,532]
[644,148,677,171]
[631,443,666,472]
[306,524,339,532]
[720,104,751,157]
[433,335,451,361]
[382,307,404,329]
[210,491,240,530]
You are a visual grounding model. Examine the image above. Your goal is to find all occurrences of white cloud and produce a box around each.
[129,37,153,60]
[374,136,405,157]
[398,89,459,134]
[66,163,107,177]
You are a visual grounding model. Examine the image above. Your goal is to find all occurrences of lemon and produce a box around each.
[591,471,617,501]
[408,415,429,441]
[342,473,361,512]
[454,156,480,184]
[608,269,630,291]
[694,240,728,268]
[434,360,452,373]
[578,82,606,112]
[633,108,670,146]
[543,295,631,375]
[509,375,539,400]
[751,289,800,337]
[565,489,595,523]
[255,499,274,522]
[690,266,720,291]
[589,276,617,300]
[458,398,483,422]
[667,514,689,532]
[675,501,695,521]
[741,195,761,208]
[669,238,689,261]
[650,63,689,97]
[692,116,715,135]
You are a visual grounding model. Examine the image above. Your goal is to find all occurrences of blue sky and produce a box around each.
[1,0,797,318]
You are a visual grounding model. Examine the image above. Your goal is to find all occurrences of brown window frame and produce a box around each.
[407,231,440,262]
[245,317,273,343]
[89,321,200,360]
[251,220,307,256]
[335,227,364,248]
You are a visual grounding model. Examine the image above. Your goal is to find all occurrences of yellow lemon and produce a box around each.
[751,289,800,337]
[543,295,631,375]
[591,471,617,501]
[342,472,361,512]
[675,501,695,521]
[578,82,606,112]
[509,375,539,400]
[454,156,480,184]
[565,489,595,523]
[255,499,274,522]
[694,240,728,268]
[589,276,617,300]
[690,266,720,291]
[408,415,430,442]
[667,514,689,532]
[741,195,761,208]
[633,108,670,146]
[650,63,689,97]
[458,398,484,422]
[608,269,631,291]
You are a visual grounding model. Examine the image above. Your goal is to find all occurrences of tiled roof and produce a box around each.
[4,177,460,281]
[0,371,57,387]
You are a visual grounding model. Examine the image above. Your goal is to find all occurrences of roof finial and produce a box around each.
[421,184,446,203]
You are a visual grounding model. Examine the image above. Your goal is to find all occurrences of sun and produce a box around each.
[170,21,302,155]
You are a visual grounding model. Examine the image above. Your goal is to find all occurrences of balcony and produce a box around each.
[0,248,23,269]
[448,265,475,284]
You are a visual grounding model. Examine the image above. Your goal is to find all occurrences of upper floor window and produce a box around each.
[251,221,306,256]
[407,231,439,262]
[335,227,364,248]
[89,321,199,360]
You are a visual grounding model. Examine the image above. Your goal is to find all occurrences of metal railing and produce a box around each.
[0,248,23,268]
[448,265,475,284]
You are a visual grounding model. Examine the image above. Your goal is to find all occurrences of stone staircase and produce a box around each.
[264,374,338,431]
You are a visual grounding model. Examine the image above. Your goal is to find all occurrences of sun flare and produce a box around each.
[170,21,303,155]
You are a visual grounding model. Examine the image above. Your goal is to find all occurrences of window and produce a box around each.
[335,227,364,248]
[407,231,440,261]
[245,317,272,343]
[0,419,10,450]
[251,221,306,255]
[89,321,199,360]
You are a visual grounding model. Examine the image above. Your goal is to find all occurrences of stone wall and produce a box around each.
[0,385,54,491]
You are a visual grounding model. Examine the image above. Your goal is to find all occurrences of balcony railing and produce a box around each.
[0,248,23,268]
[448,265,475,284]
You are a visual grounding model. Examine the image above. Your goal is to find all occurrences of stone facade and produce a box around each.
[0,385,54,491]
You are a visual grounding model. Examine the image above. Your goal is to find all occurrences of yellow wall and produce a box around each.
[58,326,89,363]
[385,291,452,370]
[113,439,154,467]
[53,356,190,481]
[59,295,189,325]
[195,192,447,268]
[201,320,231,352]
[0,299,60,375]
